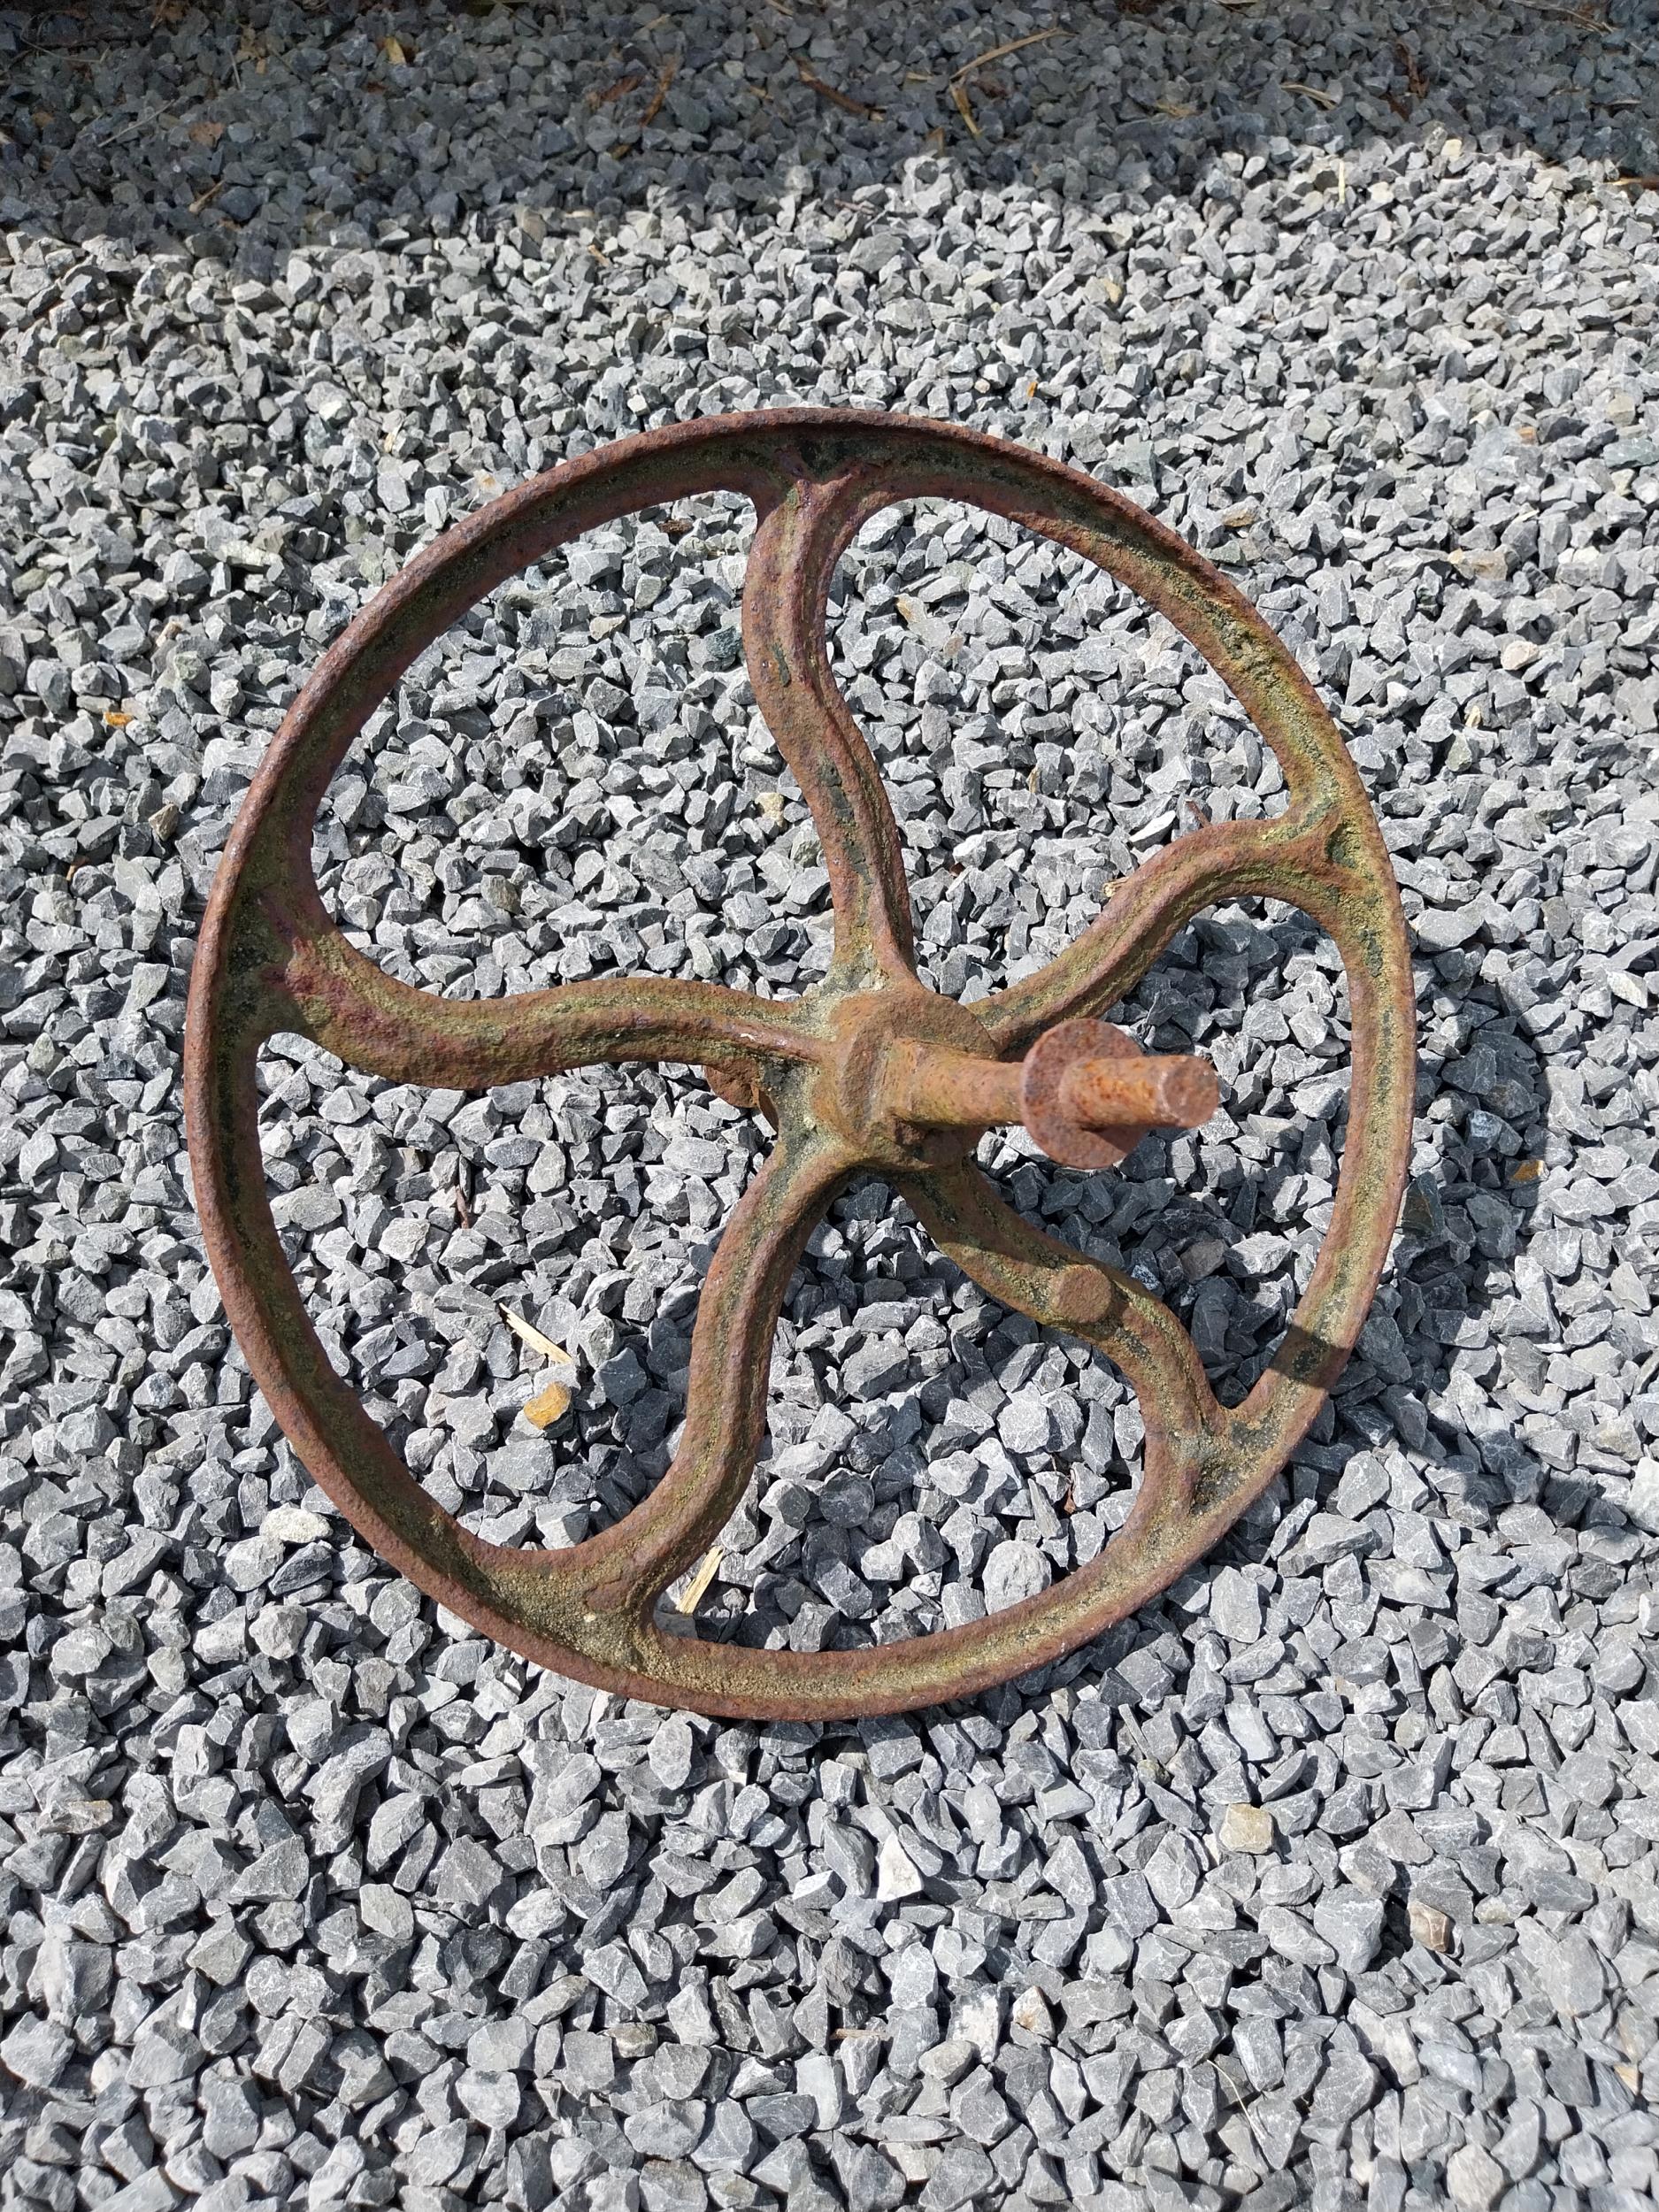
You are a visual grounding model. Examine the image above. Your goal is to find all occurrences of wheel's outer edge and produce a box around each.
[184,407,1416,1721]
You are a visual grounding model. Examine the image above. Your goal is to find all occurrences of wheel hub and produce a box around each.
[809,986,999,1171]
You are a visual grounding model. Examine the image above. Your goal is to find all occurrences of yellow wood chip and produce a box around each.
[499,1307,569,1363]
[677,1546,722,1615]
[380,35,410,66]
[522,1379,572,1430]
[1511,1160,1543,1184]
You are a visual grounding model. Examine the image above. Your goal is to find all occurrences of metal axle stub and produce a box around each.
[183,407,1417,1723]
[886,1018,1219,1171]
[1022,1018,1214,1171]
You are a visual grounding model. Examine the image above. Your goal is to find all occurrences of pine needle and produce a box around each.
[949,27,1063,84]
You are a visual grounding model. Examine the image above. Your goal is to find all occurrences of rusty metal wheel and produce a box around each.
[184,409,1416,1721]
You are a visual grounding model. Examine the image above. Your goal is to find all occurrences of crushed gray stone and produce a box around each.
[1,1,1656,2208]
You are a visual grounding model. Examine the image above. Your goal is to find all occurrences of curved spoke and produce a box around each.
[979,808,1327,1059]
[188,972,849,1677]
[903,1163,1221,1517]
[743,466,918,986]
[534,1126,852,1620]
[240,894,825,1092]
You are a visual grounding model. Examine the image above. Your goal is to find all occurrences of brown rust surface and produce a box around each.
[1059,1044,1218,1135]
[184,408,1417,1722]
[883,1025,1217,1152]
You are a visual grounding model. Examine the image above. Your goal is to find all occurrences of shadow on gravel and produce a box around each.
[1,0,1654,265]
[974,939,1629,1720]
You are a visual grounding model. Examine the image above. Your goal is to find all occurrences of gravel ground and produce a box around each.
[3,1,1658,2208]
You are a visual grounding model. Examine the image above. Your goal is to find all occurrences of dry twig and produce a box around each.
[641,56,678,127]
[1510,0,1608,23]
[498,1307,570,1363]
[949,27,1063,84]
[1394,39,1427,102]
[677,1545,723,1614]
[796,59,882,118]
